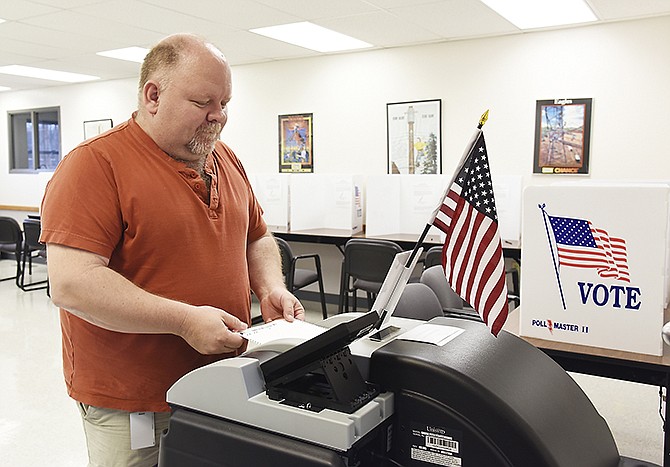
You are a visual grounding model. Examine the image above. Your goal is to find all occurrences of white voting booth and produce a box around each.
[493,175,523,248]
[289,174,364,234]
[251,174,364,233]
[366,175,448,242]
[366,174,522,246]
[520,183,670,356]
[249,174,290,230]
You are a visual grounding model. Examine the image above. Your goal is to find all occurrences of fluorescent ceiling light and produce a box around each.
[97,46,149,63]
[250,21,372,53]
[0,65,99,83]
[0,86,11,92]
[481,0,597,29]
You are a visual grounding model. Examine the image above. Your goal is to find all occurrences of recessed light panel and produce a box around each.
[250,21,372,53]
[97,46,149,63]
[0,65,99,83]
[481,0,597,29]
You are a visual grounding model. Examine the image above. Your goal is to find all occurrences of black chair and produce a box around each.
[0,216,23,287]
[20,218,49,292]
[506,259,520,308]
[393,282,444,321]
[338,238,403,313]
[275,237,328,320]
[423,245,443,270]
[420,265,482,322]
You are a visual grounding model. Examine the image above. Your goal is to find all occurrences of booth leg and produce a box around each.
[664,378,670,467]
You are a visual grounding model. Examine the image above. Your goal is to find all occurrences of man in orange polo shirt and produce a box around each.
[40,33,305,466]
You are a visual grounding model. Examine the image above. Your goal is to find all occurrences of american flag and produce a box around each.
[431,131,509,336]
[547,215,629,282]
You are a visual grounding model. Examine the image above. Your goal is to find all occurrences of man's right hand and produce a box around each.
[177,306,248,355]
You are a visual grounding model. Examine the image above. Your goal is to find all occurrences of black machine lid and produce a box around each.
[260,311,378,388]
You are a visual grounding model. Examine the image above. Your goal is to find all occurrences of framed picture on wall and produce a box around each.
[83,118,113,139]
[533,98,592,175]
[387,99,441,174]
[278,113,313,173]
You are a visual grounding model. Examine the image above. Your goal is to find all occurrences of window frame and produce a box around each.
[8,106,62,173]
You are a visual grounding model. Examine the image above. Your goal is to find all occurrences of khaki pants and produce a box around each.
[77,402,171,467]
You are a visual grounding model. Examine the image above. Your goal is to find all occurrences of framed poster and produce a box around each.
[83,118,113,139]
[278,113,313,173]
[533,98,592,175]
[387,99,441,174]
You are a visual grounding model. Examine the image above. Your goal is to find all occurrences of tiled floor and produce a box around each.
[0,260,664,465]
[0,261,88,466]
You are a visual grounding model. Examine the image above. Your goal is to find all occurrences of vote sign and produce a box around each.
[520,184,669,356]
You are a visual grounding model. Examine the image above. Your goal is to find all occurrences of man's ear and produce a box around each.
[141,81,160,115]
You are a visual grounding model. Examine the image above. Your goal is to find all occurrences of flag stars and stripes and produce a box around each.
[457,146,498,222]
[430,131,508,336]
[547,214,630,283]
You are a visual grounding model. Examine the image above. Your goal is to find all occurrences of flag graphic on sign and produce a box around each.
[539,205,630,309]
[548,215,629,282]
[431,130,508,336]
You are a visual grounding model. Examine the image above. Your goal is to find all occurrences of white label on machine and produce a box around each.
[410,424,462,466]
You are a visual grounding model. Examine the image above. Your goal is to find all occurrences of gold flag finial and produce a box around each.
[478,109,489,129]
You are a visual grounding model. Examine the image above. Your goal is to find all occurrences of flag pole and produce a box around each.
[404,110,489,268]
[539,203,567,310]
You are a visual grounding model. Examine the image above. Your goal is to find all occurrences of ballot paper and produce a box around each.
[397,323,464,346]
[240,319,326,345]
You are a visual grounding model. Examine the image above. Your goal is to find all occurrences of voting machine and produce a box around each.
[157,309,657,467]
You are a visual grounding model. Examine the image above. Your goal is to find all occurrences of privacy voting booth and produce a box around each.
[290,174,363,234]
[365,175,448,242]
[365,174,522,247]
[249,174,290,230]
[251,174,364,234]
[520,183,670,356]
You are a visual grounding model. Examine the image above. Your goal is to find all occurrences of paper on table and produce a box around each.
[240,319,326,345]
[397,323,464,346]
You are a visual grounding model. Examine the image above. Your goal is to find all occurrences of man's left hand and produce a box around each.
[260,289,306,323]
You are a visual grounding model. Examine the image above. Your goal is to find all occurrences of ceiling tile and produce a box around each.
[587,0,670,21]
[0,37,73,61]
[389,0,518,39]
[0,0,60,20]
[0,21,123,53]
[20,11,162,46]
[138,0,301,30]
[25,0,108,8]
[366,0,445,8]
[0,0,669,91]
[71,0,233,38]
[252,0,380,20]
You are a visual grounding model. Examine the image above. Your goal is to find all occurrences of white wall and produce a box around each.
[0,79,137,207]
[1,15,669,208]
[223,15,670,182]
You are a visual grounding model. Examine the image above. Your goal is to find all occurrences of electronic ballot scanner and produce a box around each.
[158,250,657,467]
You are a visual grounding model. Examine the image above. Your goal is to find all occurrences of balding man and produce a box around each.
[41,33,304,466]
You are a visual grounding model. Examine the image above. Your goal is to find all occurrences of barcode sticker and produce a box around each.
[426,435,459,453]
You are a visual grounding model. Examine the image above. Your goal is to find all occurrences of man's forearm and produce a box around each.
[47,243,191,335]
[246,233,305,323]
[247,233,286,300]
[47,243,249,354]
